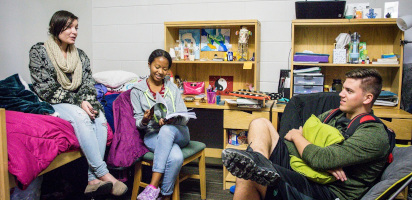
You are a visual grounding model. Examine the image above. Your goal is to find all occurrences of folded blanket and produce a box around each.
[0,74,54,114]
[6,110,80,189]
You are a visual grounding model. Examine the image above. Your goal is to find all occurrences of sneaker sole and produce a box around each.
[222,149,279,186]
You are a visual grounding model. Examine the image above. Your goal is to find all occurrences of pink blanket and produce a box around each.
[6,111,80,189]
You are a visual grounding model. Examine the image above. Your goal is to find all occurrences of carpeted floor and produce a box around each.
[179,165,233,200]
[39,158,233,200]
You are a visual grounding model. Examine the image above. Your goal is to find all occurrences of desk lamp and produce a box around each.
[397,15,412,45]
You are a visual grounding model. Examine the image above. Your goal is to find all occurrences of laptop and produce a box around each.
[295,1,346,19]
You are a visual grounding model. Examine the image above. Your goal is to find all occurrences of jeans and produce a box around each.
[52,103,109,181]
[144,125,190,195]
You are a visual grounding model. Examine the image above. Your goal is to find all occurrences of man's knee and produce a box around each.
[250,118,271,128]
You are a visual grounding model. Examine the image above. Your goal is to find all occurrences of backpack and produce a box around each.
[323,108,396,163]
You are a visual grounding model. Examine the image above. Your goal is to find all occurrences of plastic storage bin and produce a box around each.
[294,85,324,94]
[294,75,324,85]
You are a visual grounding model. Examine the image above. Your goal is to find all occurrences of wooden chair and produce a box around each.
[131,141,206,200]
[0,108,83,200]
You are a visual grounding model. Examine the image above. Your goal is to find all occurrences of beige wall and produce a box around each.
[0,0,92,81]
[91,0,412,93]
[0,0,411,91]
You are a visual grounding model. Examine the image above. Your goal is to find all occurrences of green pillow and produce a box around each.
[290,114,344,184]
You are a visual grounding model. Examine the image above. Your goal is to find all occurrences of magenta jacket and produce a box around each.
[107,90,149,167]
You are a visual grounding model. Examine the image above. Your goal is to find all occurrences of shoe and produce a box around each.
[112,181,128,196]
[137,186,160,200]
[84,181,113,196]
[222,147,280,186]
[229,185,236,194]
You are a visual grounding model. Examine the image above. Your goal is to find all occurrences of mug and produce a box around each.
[207,92,216,104]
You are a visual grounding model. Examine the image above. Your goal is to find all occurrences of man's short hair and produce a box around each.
[345,68,382,104]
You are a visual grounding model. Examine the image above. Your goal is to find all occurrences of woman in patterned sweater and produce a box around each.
[29,10,127,197]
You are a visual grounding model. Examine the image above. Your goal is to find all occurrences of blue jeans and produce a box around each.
[52,103,109,181]
[144,125,190,195]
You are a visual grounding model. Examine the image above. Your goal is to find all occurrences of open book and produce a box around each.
[151,92,196,121]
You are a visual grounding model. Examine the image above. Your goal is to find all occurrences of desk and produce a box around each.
[373,109,412,144]
[184,97,285,158]
[184,97,285,189]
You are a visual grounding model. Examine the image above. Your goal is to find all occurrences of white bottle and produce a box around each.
[189,42,195,61]
[179,40,184,60]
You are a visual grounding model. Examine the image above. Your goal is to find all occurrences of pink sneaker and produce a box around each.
[137,186,160,200]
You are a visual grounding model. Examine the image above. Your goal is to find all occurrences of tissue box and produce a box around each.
[333,49,347,64]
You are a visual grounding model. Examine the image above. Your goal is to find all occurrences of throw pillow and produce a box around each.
[290,114,345,184]
[93,70,138,88]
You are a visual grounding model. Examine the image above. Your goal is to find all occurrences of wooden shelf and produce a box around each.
[165,20,260,28]
[165,20,261,90]
[292,63,401,67]
[225,173,237,182]
[173,61,255,65]
[225,144,248,150]
[290,19,404,109]
[292,18,398,25]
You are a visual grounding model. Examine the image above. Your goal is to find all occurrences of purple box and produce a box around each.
[293,55,329,63]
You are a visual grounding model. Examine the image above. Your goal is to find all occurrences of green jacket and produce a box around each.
[285,110,390,200]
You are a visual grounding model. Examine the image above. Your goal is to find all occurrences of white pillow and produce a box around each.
[93,70,138,88]
[107,75,149,92]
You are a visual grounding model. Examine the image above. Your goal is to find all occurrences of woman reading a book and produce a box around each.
[131,49,191,200]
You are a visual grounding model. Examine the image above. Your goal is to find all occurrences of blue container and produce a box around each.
[227,51,233,61]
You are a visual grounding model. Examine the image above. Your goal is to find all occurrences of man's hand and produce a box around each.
[284,126,303,142]
[81,101,97,120]
[284,126,310,157]
[328,168,347,182]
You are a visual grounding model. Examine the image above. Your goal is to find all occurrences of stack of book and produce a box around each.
[372,54,399,64]
[293,67,322,76]
[374,91,398,106]
[236,98,265,109]
[225,98,265,109]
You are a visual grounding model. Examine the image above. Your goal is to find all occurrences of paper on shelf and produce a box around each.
[243,62,253,69]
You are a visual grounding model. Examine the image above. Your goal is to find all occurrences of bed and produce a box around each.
[0,108,83,200]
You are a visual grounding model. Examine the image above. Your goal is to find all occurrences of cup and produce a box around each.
[207,92,216,104]
[189,54,195,61]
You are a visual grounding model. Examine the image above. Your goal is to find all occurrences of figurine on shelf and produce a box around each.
[236,26,252,61]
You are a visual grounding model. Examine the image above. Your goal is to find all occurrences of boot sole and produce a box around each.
[222,149,279,186]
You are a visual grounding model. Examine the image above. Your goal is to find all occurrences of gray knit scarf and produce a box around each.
[45,36,82,91]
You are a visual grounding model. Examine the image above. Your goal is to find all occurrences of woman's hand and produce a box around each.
[142,109,153,125]
[81,101,98,120]
[328,168,347,182]
[159,118,166,126]
[158,117,177,126]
